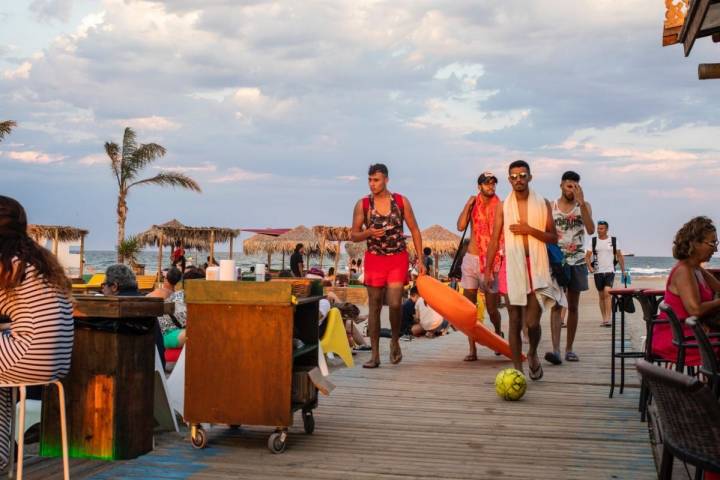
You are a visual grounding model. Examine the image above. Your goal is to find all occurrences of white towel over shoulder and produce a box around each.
[503,189,551,306]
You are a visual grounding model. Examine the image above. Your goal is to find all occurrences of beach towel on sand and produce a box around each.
[503,189,552,307]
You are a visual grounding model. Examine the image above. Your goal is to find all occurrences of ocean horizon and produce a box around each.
[77,250,719,278]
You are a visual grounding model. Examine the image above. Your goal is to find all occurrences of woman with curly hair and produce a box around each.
[0,196,74,470]
[652,216,720,365]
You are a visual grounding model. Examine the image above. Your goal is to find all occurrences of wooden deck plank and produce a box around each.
[23,288,657,479]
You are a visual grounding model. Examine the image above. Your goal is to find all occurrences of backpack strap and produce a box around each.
[612,237,618,266]
[592,236,597,255]
[393,193,405,218]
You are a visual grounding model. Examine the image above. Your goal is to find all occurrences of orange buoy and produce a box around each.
[416,275,523,361]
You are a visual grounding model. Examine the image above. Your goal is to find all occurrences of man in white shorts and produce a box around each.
[456,172,504,361]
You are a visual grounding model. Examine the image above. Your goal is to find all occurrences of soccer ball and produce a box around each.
[495,368,527,401]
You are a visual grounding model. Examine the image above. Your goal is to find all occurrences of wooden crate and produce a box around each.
[270,278,313,298]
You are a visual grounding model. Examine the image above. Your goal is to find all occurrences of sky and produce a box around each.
[1,0,718,254]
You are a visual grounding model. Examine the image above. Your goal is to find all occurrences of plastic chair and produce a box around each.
[686,317,720,399]
[320,308,354,368]
[3,380,69,480]
[636,359,720,480]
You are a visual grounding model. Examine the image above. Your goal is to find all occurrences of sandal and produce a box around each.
[389,341,403,365]
[363,359,380,369]
[528,355,544,381]
[600,322,611,328]
[353,345,372,351]
[544,351,562,366]
[463,354,478,362]
[565,351,580,362]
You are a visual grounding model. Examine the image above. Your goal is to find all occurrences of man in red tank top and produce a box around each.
[351,164,426,369]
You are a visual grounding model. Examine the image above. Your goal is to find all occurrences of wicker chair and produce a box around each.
[686,317,720,399]
[636,359,720,480]
[636,290,669,421]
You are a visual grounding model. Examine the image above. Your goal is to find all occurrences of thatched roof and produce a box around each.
[28,224,88,242]
[407,225,461,257]
[344,242,366,259]
[313,225,352,242]
[243,234,277,256]
[137,218,240,249]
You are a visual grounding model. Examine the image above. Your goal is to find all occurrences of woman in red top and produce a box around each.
[652,216,720,366]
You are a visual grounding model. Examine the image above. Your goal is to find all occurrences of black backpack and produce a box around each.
[591,236,618,269]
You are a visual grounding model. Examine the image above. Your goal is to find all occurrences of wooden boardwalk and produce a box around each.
[24,294,656,479]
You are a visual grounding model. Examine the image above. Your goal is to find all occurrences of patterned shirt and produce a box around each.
[366,194,406,255]
[552,201,586,266]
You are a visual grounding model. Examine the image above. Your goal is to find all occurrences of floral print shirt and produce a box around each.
[552,201,586,266]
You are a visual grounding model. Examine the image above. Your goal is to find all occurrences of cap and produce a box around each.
[597,220,609,226]
[478,172,498,184]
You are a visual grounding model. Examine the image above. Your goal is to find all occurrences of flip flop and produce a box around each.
[463,354,478,362]
[565,351,580,362]
[363,360,380,369]
[600,322,611,328]
[529,362,544,381]
[544,351,562,366]
[389,341,403,365]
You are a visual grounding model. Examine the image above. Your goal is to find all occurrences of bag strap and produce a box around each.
[393,193,404,216]
[592,236,597,255]
[449,207,473,278]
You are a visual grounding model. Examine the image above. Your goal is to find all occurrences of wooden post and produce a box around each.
[209,230,216,263]
[699,63,720,80]
[318,237,326,270]
[267,252,272,271]
[334,240,341,282]
[79,234,85,279]
[52,229,59,256]
[157,233,164,282]
[282,251,286,271]
[229,236,234,260]
[434,252,439,278]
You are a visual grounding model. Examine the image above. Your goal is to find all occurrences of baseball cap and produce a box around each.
[478,172,498,184]
[598,220,609,226]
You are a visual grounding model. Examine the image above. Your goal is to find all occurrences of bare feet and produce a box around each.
[389,340,402,365]
[463,353,478,362]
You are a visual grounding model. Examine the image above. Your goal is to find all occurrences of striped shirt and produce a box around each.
[0,262,74,383]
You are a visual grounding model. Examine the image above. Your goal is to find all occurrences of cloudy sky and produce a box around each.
[1,0,717,254]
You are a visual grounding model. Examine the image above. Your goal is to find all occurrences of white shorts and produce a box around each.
[460,254,498,293]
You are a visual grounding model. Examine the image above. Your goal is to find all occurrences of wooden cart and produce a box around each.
[183,281,321,453]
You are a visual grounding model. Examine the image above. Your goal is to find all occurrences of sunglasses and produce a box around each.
[704,240,719,248]
[509,172,529,181]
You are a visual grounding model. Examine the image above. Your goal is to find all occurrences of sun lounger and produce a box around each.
[71,273,105,292]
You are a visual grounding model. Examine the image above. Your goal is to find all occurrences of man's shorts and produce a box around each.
[567,264,589,292]
[363,250,409,288]
[594,272,615,291]
[460,254,498,293]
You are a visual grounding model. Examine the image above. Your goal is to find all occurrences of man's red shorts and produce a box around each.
[363,250,409,287]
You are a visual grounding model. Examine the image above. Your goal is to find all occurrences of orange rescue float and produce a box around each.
[416,275,523,361]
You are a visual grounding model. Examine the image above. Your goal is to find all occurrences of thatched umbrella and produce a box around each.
[276,225,336,269]
[138,219,240,276]
[28,224,89,277]
[408,225,461,277]
[344,241,366,259]
[243,234,278,270]
[313,225,352,273]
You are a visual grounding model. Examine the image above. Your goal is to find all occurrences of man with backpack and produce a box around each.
[586,220,626,327]
[545,171,595,366]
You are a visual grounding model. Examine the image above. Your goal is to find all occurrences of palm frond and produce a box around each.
[128,171,202,192]
[105,142,121,186]
[0,120,17,142]
[125,142,167,178]
[120,127,138,183]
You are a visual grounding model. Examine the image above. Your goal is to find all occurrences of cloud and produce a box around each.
[153,162,217,173]
[115,116,181,131]
[209,168,272,183]
[78,153,106,165]
[29,0,74,23]
[3,62,32,80]
[2,150,66,164]
[336,175,359,182]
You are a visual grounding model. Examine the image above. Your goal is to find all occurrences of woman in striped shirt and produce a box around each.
[0,196,74,470]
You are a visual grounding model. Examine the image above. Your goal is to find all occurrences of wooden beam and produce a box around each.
[228,236,234,260]
[683,0,711,56]
[79,234,85,279]
[209,230,215,263]
[157,233,164,282]
[699,62,720,78]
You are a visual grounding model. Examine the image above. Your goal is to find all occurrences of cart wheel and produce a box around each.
[268,432,287,454]
[191,426,208,449]
[302,410,315,434]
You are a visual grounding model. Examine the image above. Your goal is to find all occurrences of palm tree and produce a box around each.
[0,121,17,142]
[105,127,201,262]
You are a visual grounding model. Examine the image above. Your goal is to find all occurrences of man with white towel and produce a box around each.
[484,160,559,381]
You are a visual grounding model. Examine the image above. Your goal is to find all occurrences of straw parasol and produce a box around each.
[137,219,240,277]
[344,241,366,259]
[275,225,337,268]
[408,225,461,277]
[313,225,353,272]
[28,224,90,276]
[243,233,278,269]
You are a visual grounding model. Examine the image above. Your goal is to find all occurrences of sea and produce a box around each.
[79,250,720,278]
